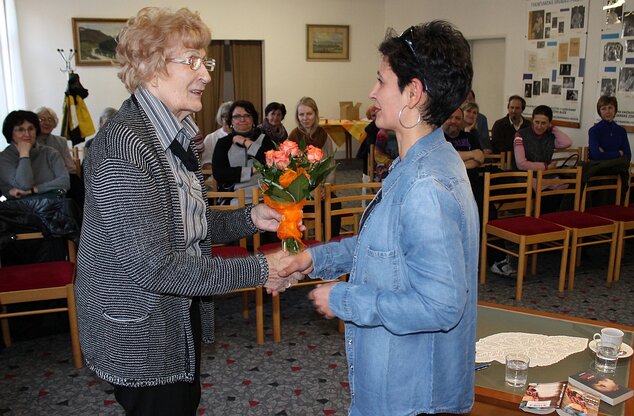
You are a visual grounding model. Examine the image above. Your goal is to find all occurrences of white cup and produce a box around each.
[593,327,624,347]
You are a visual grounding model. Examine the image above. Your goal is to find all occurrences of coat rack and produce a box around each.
[57,48,75,76]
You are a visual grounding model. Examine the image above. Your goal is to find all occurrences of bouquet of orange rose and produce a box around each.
[254,139,335,254]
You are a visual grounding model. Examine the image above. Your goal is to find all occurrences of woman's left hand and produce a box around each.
[308,283,337,319]
[251,203,282,231]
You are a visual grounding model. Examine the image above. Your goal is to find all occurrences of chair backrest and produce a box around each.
[481,152,507,172]
[534,167,582,217]
[251,185,323,249]
[324,182,382,241]
[627,163,634,206]
[482,170,533,226]
[72,147,82,178]
[551,146,582,168]
[367,144,376,179]
[581,174,623,211]
[207,188,247,250]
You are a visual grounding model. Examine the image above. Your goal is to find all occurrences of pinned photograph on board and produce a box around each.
[566,90,579,101]
[627,40,634,53]
[618,67,634,92]
[604,42,624,61]
[542,78,550,93]
[529,10,545,40]
[601,78,617,96]
[559,21,565,34]
[570,6,585,29]
[524,83,532,98]
[563,77,575,88]
[551,85,562,95]
[533,81,541,96]
[560,64,572,75]
[606,0,623,25]
[623,12,634,37]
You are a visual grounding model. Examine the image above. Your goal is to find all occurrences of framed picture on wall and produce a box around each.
[306,24,350,61]
[72,18,127,66]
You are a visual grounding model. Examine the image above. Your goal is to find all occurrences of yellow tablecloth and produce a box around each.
[319,119,370,147]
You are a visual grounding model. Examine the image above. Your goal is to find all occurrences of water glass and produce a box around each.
[595,341,619,373]
[505,353,530,387]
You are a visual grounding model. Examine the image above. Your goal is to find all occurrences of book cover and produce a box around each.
[567,369,634,406]
[555,384,600,416]
[520,382,567,414]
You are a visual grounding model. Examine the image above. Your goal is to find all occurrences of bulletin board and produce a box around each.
[523,0,589,128]
[596,0,634,132]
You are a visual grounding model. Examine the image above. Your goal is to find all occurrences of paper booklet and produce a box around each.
[567,368,634,406]
[519,381,600,416]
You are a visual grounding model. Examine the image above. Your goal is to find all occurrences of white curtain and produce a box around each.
[0,0,26,149]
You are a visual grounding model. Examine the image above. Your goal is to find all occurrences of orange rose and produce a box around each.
[269,150,290,169]
[280,140,301,157]
[265,149,276,167]
[305,145,323,163]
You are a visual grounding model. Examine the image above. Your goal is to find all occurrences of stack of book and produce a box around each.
[519,369,633,415]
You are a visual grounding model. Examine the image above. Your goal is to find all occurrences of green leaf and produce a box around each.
[265,185,294,202]
[286,174,310,201]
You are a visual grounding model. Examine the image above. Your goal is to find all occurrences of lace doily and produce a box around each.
[476,332,589,367]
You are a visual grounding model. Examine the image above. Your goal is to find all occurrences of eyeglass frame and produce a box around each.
[13,126,37,134]
[398,26,430,93]
[168,56,216,72]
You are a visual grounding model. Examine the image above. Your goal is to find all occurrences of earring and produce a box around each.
[398,105,422,129]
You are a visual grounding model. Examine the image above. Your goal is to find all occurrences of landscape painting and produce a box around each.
[72,18,127,66]
[306,25,349,61]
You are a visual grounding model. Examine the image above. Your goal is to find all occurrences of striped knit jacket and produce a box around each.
[75,96,268,387]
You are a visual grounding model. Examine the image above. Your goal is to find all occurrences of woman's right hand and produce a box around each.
[15,140,33,157]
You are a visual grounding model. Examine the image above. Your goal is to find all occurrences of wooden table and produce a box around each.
[319,119,369,159]
[474,302,634,416]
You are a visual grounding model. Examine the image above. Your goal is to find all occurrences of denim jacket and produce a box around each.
[308,128,479,415]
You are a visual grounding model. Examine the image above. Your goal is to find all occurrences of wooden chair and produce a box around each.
[534,167,618,290]
[324,182,382,241]
[367,144,376,180]
[480,152,507,173]
[582,174,634,282]
[207,188,264,344]
[0,232,82,368]
[626,163,634,207]
[72,147,82,178]
[551,146,582,168]
[480,170,570,301]
[252,186,329,342]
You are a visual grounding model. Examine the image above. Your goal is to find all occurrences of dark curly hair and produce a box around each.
[2,110,41,144]
[379,20,473,128]
[264,102,287,120]
[229,100,259,128]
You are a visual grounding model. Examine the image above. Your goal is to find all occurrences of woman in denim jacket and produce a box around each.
[281,21,479,415]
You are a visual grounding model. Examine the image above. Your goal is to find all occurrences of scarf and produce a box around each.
[288,126,328,149]
[260,120,287,143]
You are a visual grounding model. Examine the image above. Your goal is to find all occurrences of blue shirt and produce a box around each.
[588,119,631,161]
[308,128,479,415]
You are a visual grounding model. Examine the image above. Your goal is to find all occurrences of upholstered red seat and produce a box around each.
[489,216,565,235]
[0,261,74,292]
[541,211,614,228]
[586,205,634,222]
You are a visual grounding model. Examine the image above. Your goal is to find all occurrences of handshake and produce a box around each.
[263,250,313,295]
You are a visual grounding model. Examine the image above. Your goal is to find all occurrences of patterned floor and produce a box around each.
[1,160,632,415]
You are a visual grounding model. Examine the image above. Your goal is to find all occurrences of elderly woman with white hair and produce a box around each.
[75,7,299,415]
[200,100,232,169]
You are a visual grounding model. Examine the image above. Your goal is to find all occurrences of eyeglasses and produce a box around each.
[231,114,253,121]
[168,56,216,72]
[399,26,430,92]
[38,117,55,123]
[13,126,36,134]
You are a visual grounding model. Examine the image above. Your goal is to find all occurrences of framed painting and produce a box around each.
[306,24,349,61]
[72,18,127,66]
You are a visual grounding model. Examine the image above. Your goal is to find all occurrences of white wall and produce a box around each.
[15,0,384,137]
[13,0,632,149]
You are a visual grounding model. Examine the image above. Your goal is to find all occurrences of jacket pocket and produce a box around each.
[362,247,401,290]
[102,311,150,370]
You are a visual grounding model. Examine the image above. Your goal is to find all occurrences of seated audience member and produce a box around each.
[491,95,530,154]
[356,104,379,175]
[372,128,398,182]
[443,108,484,216]
[514,104,572,213]
[85,107,118,151]
[259,101,288,144]
[288,96,340,237]
[0,110,70,199]
[35,106,84,209]
[588,96,631,161]
[212,100,275,204]
[200,101,232,169]
[464,89,491,153]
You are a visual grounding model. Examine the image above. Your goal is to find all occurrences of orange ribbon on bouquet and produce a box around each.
[263,195,306,247]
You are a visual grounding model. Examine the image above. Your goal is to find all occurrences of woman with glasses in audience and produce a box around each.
[279,21,478,415]
[212,100,276,204]
[75,8,299,415]
[0,110,69,199]
[200,101,232,170]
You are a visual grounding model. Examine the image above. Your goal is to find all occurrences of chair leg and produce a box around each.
[516,242,527,301]
[272,294,281,343]
[338,319,345,333]
[66,285,83,369]
[613,223,625,282]
[567,231,578,291]
[479,232,488,285]
[1,306,11,348]
[254,288,264,345]
[241,292,250,320]
[558,231,570,296]
[606,227,618,287]
[530,245,538,275]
